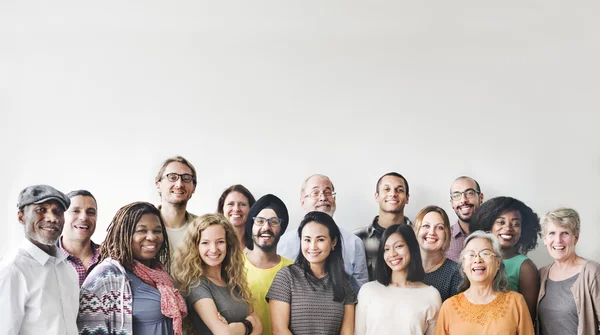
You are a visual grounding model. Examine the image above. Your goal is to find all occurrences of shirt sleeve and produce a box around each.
[426,288,442,335]
[0,264,26,334]
[514,292,535,335]
[433,299,450,335]
[186,278,214,306]
[354,284,368,335]
[266,267,292,304]
[352,238,369,292]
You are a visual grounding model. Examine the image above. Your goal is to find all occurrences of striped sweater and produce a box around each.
[77,258,133,335]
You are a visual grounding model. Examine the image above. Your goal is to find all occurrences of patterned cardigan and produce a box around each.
[77,258,133,335]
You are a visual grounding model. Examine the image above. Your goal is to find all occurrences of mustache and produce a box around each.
[256,230,274,237]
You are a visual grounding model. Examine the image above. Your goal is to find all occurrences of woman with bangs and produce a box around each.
[413,206,461,302]
[171,214,262,335]
[355,224,441,335]
[470,196,541,320]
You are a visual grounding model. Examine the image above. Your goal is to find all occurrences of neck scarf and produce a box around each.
[132,261,187,335]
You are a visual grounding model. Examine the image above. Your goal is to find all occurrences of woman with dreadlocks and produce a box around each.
[171,213,262,335]
[469,196,541,321]
[77,202,187,335]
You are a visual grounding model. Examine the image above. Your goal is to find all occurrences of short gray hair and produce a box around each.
[300,174,334,197]
[540,208,580,236]
[457,230,510,293]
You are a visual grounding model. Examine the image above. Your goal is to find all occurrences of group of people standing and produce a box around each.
[1,155,598,335]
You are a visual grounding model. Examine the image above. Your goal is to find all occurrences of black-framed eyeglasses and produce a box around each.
[303,190,336,199]
[450,188,480,201]
[162,173,195,183]
[463,249,495,261]
[253,216,283,227]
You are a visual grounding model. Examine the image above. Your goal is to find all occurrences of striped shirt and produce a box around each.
[58,239,100,287]
[354,215,412,281]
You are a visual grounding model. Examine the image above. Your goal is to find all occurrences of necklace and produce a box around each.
[425,257,445,273]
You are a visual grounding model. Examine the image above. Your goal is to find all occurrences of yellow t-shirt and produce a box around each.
[244,254,294,335]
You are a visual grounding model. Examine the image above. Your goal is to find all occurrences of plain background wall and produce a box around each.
[1,1,599,266]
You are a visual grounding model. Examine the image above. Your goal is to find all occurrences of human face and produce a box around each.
[131,214,164,266]
[462,238,500,286]
[491,210,522,250]
[222,191,250,228]
[417,211,447,253]
[450,178,483,223]
[300,175,336,216]
[375,175,409,214]
[252,208,282,252]
[18,200,66,250]
[199,225,227,268]
[156,162,196,205]
[63,196,97,243]
[543,221,578,262]
[301,221,336,267]
[384,232,410,272]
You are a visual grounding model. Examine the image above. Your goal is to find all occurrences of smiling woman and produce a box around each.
[77,202,187,335]
[217,184,256,251]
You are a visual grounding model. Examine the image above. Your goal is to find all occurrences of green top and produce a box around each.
[502,254,529,292]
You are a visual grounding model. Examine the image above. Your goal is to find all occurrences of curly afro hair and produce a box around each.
[469,196,541,255]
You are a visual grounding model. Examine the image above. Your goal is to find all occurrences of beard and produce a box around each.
[253,232,281,252]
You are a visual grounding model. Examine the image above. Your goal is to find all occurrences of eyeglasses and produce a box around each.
[303,190,336,199]
[162,173,195,183]
[463,249,495,261]
[253,216,283,227]
[450,188,480,201]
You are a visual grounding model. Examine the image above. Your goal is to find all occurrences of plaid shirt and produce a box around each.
[354,215,412,281]
[445,221,468,263]
[58,238,101,287]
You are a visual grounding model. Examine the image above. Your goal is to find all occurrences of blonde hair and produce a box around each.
[413,205,452,251]
[540,207,580,236]
[171,213,253,311]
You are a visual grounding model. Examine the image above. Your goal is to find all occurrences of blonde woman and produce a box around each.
[413,206,461,302]
[172,214,262,335]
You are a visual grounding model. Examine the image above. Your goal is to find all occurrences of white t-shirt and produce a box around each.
[355,281,441,335]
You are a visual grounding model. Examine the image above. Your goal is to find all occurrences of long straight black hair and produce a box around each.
[295,211,348,302]
[375,223,425,285]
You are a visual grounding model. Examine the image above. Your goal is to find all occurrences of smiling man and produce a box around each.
[244,194,293,335]
[446,176,484,262]
[155,156,198,255]
[58,190,100,286]
[0,185,79,334]
[354,172,412,281]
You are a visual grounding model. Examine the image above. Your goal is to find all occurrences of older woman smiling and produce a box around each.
[537,208,600,335]
[434,231,534,335]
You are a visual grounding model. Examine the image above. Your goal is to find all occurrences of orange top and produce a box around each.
[434,290,534,335]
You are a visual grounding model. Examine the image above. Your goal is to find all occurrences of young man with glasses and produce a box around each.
[354,172,412,281]
[277,174,368,292]
[155,156,198,255]
[446,176,484,262]
[244,194,293,335]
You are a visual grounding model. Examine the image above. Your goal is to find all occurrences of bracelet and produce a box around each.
[242,319,253,335]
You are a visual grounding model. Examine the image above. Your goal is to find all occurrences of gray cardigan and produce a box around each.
[537,260,600,335]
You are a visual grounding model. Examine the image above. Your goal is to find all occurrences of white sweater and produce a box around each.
[355,281,441,335]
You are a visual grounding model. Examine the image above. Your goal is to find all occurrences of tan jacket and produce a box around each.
[537,260,600,335]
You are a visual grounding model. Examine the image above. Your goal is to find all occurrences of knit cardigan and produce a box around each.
[77,258,133,335]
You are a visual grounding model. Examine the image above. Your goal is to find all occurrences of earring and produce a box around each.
[332,246,335,251]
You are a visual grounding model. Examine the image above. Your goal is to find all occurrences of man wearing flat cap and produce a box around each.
[0,185,79,335]
[244,194,294,335]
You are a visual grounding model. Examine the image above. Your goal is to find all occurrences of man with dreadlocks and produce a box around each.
[77,202,187,335]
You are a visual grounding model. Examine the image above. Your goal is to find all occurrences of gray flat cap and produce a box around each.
[17,185,70,211]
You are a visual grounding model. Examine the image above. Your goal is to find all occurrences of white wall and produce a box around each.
[2,1,599,266]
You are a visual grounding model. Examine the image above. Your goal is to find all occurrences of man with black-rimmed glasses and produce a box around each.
[155,156,198,255]
[446,176,484,262]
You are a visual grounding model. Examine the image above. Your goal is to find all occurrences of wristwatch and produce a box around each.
[242,319,253,335]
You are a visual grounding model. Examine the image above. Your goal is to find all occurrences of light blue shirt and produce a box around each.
[277,226,369,293]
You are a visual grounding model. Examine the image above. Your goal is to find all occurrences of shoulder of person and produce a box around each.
[581,259,600,277]
[353,225,370,237]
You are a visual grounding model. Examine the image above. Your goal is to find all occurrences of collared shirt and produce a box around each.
[0,239,79,335]
[277,226,369,293]
[58,238,101,287]
[354,215,412,281]
[445,221,468,263]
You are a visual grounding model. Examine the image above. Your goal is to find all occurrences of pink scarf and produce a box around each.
[132,261,187,335]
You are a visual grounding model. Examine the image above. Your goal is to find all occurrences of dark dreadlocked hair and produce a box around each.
[469,196,541,255]
[100,201,171,271]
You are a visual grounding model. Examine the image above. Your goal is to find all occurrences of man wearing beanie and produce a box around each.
[0,185,79,334]
[244,194,294,335]
[278,174,368,292]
